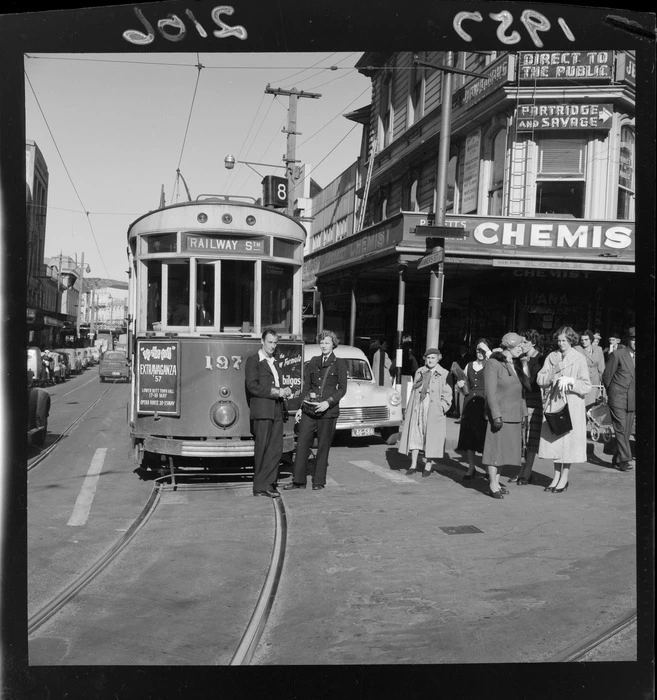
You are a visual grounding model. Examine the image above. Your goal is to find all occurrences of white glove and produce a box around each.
[557,376,573,393]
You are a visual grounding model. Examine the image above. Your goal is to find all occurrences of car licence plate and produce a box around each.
[352,427,375,437]
[112,371,121,375]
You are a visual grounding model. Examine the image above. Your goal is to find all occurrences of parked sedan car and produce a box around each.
[53,349,71,379]
[99,350,131,382]
[28,374,51,446]
[75,348,90,369]
[302,344,402,441]
[60,348,82,374]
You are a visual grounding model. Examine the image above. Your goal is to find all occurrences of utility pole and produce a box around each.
[264,85,321,216]
[76,252,86,341]
[412,54,489,349]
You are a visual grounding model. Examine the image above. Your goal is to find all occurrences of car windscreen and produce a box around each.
[104,352,126,361]
[304,358,372,381]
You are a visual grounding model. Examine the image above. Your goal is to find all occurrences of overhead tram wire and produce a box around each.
[24,70,111,278]
[171,54,204,204]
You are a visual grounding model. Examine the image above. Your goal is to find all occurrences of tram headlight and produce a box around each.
[210,401,239,429]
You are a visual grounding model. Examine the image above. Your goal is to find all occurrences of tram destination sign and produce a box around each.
[515,103,613,131]
[137,340,180,416]
[182,233,266,255]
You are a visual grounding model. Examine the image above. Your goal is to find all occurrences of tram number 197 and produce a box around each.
[204,355,243,370]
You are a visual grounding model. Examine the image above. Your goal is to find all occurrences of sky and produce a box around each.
[24,51,371,281]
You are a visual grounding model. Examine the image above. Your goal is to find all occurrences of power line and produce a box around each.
[25,70,110,278]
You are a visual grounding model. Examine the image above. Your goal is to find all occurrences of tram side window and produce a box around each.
[146,262,162,330]
[168,264,191,325]
[221,260,254,332]
[262,262,293,333]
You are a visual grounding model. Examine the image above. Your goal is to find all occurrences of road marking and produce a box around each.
[67,448,107,526]
[349,460,417,483]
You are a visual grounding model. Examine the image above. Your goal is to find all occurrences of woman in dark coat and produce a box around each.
[456,338,492,479]
[513,328,544,485]
[482,333,526,499]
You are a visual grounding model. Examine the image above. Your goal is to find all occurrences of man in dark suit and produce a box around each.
[602,326,636,471]
[245,329,292,497]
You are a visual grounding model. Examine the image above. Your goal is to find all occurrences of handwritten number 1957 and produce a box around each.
[454,9,575,48]
[123,5,247,45]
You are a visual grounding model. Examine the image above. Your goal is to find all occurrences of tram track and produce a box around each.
[28,477,287,666]
[27,385,114,471]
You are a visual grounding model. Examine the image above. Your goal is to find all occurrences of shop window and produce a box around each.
[488,130,506,216]
[408,54,425,127]
[404,175,420,212]
[617,126,635,220]
[536,134,586,217]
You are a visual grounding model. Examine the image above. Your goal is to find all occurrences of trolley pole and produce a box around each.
[264,85,321,216]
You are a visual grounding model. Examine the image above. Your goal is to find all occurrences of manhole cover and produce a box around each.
[440,525,484,535]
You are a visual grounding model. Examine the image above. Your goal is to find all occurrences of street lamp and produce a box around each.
[224,154,286,179]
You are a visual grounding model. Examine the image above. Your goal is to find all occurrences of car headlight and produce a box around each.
[389,391,402,406]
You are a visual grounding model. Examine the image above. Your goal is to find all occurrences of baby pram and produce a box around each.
[586,385,614,443]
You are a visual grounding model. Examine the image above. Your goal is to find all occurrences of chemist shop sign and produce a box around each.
[137,340,180,415]
[516,104,613,131]
[443,216,634,258]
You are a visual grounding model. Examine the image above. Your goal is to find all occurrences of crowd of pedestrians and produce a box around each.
[393,324,636,500]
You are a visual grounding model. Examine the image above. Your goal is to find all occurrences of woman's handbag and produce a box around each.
[544,389,573,436]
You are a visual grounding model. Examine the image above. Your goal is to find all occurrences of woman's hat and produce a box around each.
[500,332,524,349]
[424,347,440,357]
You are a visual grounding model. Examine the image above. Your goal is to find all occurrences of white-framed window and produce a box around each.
[408,54,425,127]
[535,134,587,218]
[445,151,458,213]
[488,130,506,216]
[378,71,394,148]
[617,126,635,220]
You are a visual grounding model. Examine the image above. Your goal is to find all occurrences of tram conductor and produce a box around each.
[245,329,292,497]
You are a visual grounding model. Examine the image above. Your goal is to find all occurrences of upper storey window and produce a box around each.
[536,134,587,218]
[408,54,425,128]
[378,71,394,148]
[617,126,635,220]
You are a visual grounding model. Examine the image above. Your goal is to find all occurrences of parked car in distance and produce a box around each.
[60,348,82,374]
[88,346,101,364]
[27,373,51,446]
[44,350,66,383]
[27,347,42,385]
[302,344,402,441]
[53,349,71,379]
[75,348,90,369]
[99,350,131,382]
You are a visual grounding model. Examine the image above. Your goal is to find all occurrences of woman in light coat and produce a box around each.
[398,348,452,478]
[537,326,591,493]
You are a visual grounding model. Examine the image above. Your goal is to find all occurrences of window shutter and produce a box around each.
[538,136,586,176]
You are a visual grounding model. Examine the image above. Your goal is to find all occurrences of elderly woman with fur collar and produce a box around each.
[398,347,452,478]
[482,333,527,499]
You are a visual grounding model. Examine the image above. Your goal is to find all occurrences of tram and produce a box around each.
[126,195,305,472]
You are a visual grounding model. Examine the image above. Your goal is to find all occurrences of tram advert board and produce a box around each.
[136,339,181,416]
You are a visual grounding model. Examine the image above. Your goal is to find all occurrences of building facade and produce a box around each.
[303,50,635,362]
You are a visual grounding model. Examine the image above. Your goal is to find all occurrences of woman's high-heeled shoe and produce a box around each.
[544,485,556,492]
[488,489,504,499]
[553,482,570,493]
[463,470,477,480]
[498,485,509,495]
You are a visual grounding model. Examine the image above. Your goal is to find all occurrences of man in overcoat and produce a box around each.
[602,327,636,471]
[245,329,292,496]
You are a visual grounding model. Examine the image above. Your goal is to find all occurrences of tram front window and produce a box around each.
[262,262,293,333]
[221,260,254,332]
[168,264,191,325]
[197,263,214,327]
